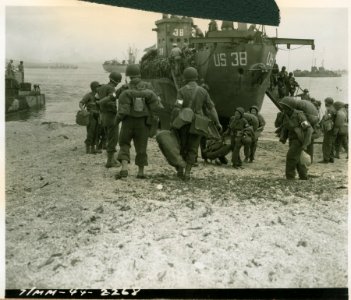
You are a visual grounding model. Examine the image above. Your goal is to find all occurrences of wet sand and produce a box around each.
[5,121,348,288]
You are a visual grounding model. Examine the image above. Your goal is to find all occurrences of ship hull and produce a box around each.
[143,42,277,127]
[102,64,127,73]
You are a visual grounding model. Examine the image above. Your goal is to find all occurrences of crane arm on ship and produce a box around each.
[269,38,315,50]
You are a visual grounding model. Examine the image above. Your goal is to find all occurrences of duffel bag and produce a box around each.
[76,110,90,126]
[156,130,186,168]
[280,97,319,126]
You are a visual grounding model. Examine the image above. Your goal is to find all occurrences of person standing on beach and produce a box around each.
[247,105,265,163]
[333,101,348,160]
[96,72,126,168]
[79,81,101,154]
[319,97,336,163]
[115,64,163,179]
[173,67,222,180]
[279,98,313,180]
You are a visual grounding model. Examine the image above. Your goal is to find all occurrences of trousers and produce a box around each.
[118,116,149,166]
[286,139,308,179]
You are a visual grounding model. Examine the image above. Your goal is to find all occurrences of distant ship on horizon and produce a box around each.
[293,60,341,77]
[102,47,138,73]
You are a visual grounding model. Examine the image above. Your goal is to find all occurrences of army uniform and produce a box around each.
[281,100,312,180]
[246,106,265,162]
[320,98,336,163]
[96,72,124,168]
[333,102,348,159]
[79,81,100,154]
[116,77,161,177]
[227,108,249,168]
[172,67,221,180]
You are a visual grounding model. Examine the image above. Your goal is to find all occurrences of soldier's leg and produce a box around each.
[250,138,258,162]
[285,139,302,179]
[334,134,341,158]
[232,137,242,167]
[340,134,348,155]
[117,118,133,164]
[183,132,201,180]
[322,131,333,162]
[133,118,149,170]
[243,143,250,161]
[306,140,314,163]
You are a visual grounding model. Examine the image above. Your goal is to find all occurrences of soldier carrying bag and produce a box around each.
[76,110,90,126]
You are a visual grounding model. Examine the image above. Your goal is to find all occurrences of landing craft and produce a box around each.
[140,15,315,128]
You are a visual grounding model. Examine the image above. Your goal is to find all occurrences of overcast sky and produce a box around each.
[4,1,349,71]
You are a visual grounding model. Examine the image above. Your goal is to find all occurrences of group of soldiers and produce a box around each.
[274,93,348,180]
[79,65,268,181]
[6,60,24,82]
[79,64,163,179]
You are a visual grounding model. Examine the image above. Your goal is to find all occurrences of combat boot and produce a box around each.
[183,164,192,181]
[90,145,97,154]
[85,144,91,154]
[105,152,121,168]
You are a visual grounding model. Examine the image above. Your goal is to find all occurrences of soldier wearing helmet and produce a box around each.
[224,107,250,169]
[171,67,222,180]
[245,105,266,163]
[279,98,313,180]
[319,97,336,163]
[115,64,163,179]
[287,72,299,96]
[169,43,183,76]
[79,81,101,154]
[297,88,311,101]
[96,71,125,168]
[333,101,348,160]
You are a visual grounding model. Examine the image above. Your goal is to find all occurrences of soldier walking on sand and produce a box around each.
[279,98,313,180]
[247,105,265,163]
[333,101,348,160]
[96,72,126,168]
[319,97,336,163]
[79,81,101,154]
[115,64,163,179]
[171,67,222,180]
[225,107,249,169]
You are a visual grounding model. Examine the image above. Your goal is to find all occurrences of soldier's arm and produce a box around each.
[146,90,164,113]
[116,90,131,122]
[79,93,90,110]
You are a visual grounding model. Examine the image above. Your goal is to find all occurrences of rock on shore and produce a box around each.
[5,121,348,288]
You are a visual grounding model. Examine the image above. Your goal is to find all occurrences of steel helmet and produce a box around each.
[235,107,245,116]
[288,72,293,76]
[126,64,141,77]
[303,88,309,93]
[183,67,198,81]
[90,81,100,90]
[172,43,178,47]
[250,105,259,113]
[109,72,122,83]
[324,97,334,105]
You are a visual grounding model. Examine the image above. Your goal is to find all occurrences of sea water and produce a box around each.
[6,63,348,135]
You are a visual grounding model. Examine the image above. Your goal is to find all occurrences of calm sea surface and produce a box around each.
[6,63,348,135]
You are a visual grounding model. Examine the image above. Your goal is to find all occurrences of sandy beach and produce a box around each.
[5,120,348,288]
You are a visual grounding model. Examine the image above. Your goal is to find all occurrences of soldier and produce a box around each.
[169,43,183,76]
[96,72,124,168]
[225,107,250,169]
[79,81,101,154]
[319,97,336,163]
[333,101,348,159]
[280,99,313,180]
[243,111,259,163]
[172,67,222,180]
[287,72,299,96]
[247,105,266,162]
[6,60,14,78]
[277,67,288,98]
[297,88,311,101]
[116,64,163,179]
[17,61,24,83]
[221,21,234,30]
[208,19,218,32]
[192,24,204,37]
